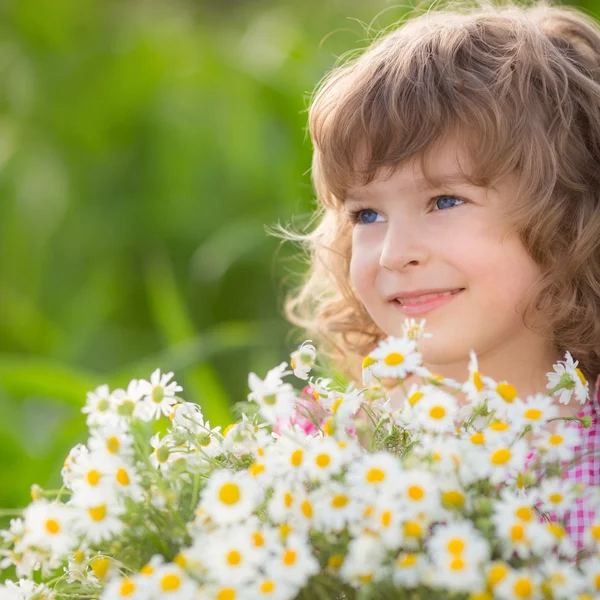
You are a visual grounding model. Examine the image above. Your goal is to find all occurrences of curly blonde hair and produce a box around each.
[279,0,600,385]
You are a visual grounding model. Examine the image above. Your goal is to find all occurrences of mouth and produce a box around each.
[390,288,465,315]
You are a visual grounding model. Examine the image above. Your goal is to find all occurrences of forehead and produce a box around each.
[345,136,481,200]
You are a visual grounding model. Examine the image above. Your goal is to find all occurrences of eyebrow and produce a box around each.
[345,172,479,202]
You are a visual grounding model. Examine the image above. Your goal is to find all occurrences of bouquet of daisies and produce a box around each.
[1,319,599,600]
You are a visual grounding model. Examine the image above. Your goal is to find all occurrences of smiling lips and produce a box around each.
[390,288,464,315]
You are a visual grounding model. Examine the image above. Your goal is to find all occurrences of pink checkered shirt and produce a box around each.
[554,375,600,549]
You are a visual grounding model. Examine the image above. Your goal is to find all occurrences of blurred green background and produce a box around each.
[0,0,598,513]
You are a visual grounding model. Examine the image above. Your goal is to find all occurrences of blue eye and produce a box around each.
[433,195,465,211]
[358,209,379,224]
[349,208,380,225]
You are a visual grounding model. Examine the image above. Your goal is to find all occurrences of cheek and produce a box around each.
[459,233,541,310]
[349,234,378,301]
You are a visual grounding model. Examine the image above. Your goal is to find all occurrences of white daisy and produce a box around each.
[110,379,144,421]
[311,482,362,533]
[87,424,134,463]
[290,341,316,380]
[71,502,124,544]
[507,394,559,431]
[100,574,151,600]
[21,499,77,557]
[392,551,427,589]
[345,452,404,500]
[136,369,183,420]
[468,439,529,485]
[540,557,586,599]
[535,478,580,518]
[401,318,433,341]
[339,534,386,586]
[200,469,261,525]
[368,336,422,380]
[193,528,262,584]
[303,437,347,482]
[321,388,364,428]
[494,568,541,600]
[461,351,487,404]
[269,534,319,588]
[533,422,581,462]
[248,363,297,425]
[149,564,198,599]
[546,351,589,405]
[82,384,116,427]
[410,388,458,433]
[245,571,299,600]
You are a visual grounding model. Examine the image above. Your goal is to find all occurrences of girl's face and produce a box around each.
[346,138,547,371]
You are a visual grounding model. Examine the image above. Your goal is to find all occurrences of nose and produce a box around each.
[379,222,429,272]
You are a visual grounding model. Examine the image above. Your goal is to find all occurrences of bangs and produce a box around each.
[308,11,545,206]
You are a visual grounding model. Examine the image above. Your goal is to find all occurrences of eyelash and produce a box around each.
[346,195,466,225]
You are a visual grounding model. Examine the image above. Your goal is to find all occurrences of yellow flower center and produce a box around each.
[301,500,313,518]
[384,352,404,366]
[91,556,110,580]
[447,539,464,554]
[260,580,275,593]
[591,524,600,540]
[549,493,563,504]
[549,434,564,445]
[473,371,483,392]
[513,579,533,598]
[490,421,509,431]
[442,490,465,508]
[366,468,385,483]
[119,579,136,597]
[86,470,102,486]
[283,549,296,566]
[116,468,130,486]
[328,554,344,569]
[227,550,242,566]
[575,368,587,386]
[362,356,377,369]
[490,448,511,465]
[470,432,485,445]
[524,408,543,421]
[45,519,60,535]
[284,492,293,508]
[511,524,525,541]
[331,397,343,414]
[106,436,120,454]
[429,406,446,420]
[403,521,422,538]
[488,564,508,586]
[408,486,424,501]
[515,507,533,521]
[496,382,518,403]
[161,574,181,592]
[253,532,265,546]
[397,553,416,568]
[332,494,349,509]
[219,483,241,505]
[249,463,265,477]
[217,590,236,600]
[290,449,304,467]
[450,557,465,571]
[409,391,423,406]
[316,453,331,468]
[381,510,392,527]
[88,505,107,522]
[173,554,186,568]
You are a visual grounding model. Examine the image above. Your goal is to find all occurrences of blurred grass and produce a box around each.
[0,0,598,515]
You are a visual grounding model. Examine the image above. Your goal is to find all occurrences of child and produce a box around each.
[282,0,600,550]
